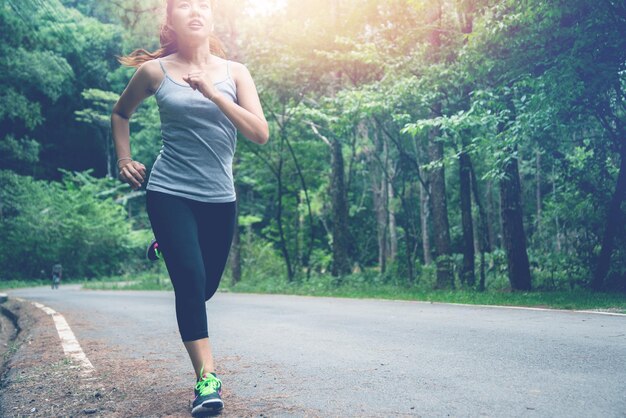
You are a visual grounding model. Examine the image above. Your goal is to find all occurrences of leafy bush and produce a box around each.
[0,169,140,280]
[237,228,286,286]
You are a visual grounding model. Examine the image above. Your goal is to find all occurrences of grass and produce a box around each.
[3,272,625,313]
[224,278,626,313]
[80,271,173,291]
[0,278,105,292]
[2,340,20,363]
[0,279,52,291]
[81,271,626,313]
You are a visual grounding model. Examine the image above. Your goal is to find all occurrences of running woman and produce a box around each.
[51,263,62,289]
[111,0,269,415]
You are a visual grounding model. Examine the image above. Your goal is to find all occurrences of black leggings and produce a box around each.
[146,190,237,342]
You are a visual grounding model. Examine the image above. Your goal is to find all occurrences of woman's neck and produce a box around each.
[176,42,214,67]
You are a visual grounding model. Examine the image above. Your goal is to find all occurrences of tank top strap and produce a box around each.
[157,58,168,75]
[226,60,231,78]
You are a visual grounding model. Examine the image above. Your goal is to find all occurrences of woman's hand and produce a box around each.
[118,160,146,190]
[183,70,220,101]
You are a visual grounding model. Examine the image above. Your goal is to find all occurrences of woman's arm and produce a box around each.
[111,61,159,189]
[186,62,269,145]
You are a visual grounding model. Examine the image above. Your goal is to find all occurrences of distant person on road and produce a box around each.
[111,0,269,416]
[51,264,62,289]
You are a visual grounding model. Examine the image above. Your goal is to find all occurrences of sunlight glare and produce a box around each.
[246,0,286,16]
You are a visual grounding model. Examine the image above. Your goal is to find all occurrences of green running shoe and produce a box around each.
[191,366,224,416]
[146,239,163,261]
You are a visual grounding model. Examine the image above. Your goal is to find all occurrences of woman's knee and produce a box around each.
[168,265,205,297]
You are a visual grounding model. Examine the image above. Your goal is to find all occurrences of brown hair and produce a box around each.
[116,0,225,68]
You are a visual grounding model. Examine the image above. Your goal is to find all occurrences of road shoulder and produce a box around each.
[0,296,307,417]
[0,298,123,416]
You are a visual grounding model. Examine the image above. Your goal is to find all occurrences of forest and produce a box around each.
[1,0,625,295]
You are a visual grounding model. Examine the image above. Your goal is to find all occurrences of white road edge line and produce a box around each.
[294,294,626,317]
[15,298,95,376]
[433,301,626,317]
[363,297,626,316]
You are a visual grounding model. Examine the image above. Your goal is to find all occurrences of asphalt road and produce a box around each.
[7,285,626,417]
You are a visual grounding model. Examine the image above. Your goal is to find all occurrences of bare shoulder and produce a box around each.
[229,61,254,83]
[137,59,165,93]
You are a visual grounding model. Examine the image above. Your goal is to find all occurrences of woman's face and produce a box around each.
[168,0,214,42]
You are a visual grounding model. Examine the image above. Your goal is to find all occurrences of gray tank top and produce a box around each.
[146,57,237,202]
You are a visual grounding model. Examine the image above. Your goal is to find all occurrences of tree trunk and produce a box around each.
[469,159,490,291]
[497,180,505,250]
[276,131,294,282]
[429,134,453,289]
[378,174,388,273]
[552,163,562,252]
[104,129,113,179]
[366,128,389,274]
[456,0,477,287]
[383,134,398,266]
[459,150,475,286]
[426,0,453,289]
[331,137,352,278]
[591,144,626,290]
[535,149,542,237]
[388,178,398,263]
[294,191,301,273]
[419,173,432,265]
[500,150,532,291]
[399,173,418,284]
[283,130,316,279]
[485,179,497,250]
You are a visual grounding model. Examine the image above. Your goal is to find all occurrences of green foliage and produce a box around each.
[237,228,287,286]
[0,169,136,280]
[75,88,120,128]
[1,0,123,179]
[1,0,625,294]
[0,135,41,167]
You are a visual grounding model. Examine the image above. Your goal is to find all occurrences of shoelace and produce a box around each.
[195,373,221,396]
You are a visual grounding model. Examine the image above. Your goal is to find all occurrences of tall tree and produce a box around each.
[456,0,478,287]
[426,0,454,289]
